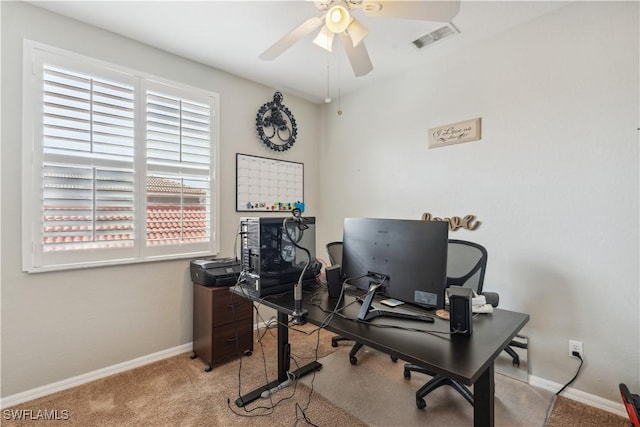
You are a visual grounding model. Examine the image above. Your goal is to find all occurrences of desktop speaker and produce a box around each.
[449,286,473,336]
[326,264,343,298]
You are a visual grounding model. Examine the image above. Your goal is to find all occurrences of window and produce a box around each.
[22,41,219,272]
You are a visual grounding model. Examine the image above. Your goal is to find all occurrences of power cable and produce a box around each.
[541,353,585,426]
[556,353,584,396]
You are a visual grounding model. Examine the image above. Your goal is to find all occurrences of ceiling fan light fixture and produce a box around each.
[325,5,351,33]
[312,25,335,52]
[345,18,368,47]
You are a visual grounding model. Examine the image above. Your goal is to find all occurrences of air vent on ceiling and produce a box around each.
[412,23,460,49]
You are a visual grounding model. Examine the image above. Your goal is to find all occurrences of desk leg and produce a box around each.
[474,362,495,427]
[277,310,289,382]
[235,311,322,407]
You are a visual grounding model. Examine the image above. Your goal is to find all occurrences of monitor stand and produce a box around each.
[356,283,435,323]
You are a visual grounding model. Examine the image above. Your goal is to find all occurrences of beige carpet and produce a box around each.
[2,324,629,426]
[305,345,629,426]
[545,395,630,427]
[302,346,548,426]
[2,324,365,427]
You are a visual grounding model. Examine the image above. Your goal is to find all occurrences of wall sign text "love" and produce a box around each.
[421,212,481,231]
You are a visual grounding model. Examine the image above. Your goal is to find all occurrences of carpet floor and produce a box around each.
[306,344,629,426]
[2,323,629,426]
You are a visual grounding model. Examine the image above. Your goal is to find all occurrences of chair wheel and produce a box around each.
[416,398,426,409]
[244,350,253,356]
[331,341,338,348]
[391,355,398,362]
[190,352,197,360]
[350,355,358,365]
[513,360,520,367]
[403,369,411,379]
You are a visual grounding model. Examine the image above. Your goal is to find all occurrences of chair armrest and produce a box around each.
[482,291,499,307]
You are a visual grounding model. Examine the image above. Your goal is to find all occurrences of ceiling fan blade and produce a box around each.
[346,17,368,47]
[313,24,335,51]
[260,16,324,60]
[361,1,460,22]
[339,32,373,77]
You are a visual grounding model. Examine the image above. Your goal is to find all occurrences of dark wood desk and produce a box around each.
[231,284,529,427]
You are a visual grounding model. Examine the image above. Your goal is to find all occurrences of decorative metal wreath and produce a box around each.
[256,92,297,151]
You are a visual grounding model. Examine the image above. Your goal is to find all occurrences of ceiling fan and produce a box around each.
[259,0,461,77]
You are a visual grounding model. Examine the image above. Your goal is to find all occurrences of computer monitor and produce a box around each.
[342,217,449,311]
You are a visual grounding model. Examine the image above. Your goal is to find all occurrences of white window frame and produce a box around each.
[22,40,220,273]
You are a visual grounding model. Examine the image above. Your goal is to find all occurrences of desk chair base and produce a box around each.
[504,345,520,366]
[331,335,398,365]
[404,364,474,409]
[504,337,528,366]
[331,335,351,347]
[331,336,364,365]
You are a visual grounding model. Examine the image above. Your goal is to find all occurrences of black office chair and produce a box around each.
[326,241,398,365]
[403,239,509,409]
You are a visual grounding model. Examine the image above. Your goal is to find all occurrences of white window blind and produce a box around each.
[43,65,135,161]
[23,41,218,272]
[144,85,212,248]
[42,65,136,253]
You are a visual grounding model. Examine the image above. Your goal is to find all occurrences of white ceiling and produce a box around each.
[28,1,570,104]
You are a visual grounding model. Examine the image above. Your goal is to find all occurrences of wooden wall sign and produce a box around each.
[421,212,480,231]
[428,117,481,149]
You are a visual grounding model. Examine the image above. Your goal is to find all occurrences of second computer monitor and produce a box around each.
[341,217,449,309]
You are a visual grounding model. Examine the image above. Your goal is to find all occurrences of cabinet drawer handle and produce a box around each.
[226,303,240,309]
[226,336,238,343]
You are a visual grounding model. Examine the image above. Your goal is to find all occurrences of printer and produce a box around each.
[190,257,242,287]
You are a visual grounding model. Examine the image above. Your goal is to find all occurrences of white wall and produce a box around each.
[318,1,639,404]
[0,1,321,397]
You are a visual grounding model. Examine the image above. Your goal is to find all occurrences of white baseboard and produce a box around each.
[1,322,273,410]
[1,341,628,421]
[0,343,192,409]
[528,374,627,418]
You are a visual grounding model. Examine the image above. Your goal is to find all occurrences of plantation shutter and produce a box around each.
[41,65,136,253]
[24,41,218,272]
[144,84,213,247]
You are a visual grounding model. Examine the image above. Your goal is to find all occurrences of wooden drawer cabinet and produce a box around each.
[191,284,253,371]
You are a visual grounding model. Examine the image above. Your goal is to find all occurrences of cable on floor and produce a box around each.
[541,353,584,426]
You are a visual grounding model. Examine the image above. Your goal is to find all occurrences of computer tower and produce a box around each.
[239,216,321,297]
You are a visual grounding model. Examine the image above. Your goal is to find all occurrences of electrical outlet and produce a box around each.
[569,340,583,359]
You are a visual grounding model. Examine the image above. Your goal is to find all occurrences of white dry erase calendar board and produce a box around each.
[236,153,304,212]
